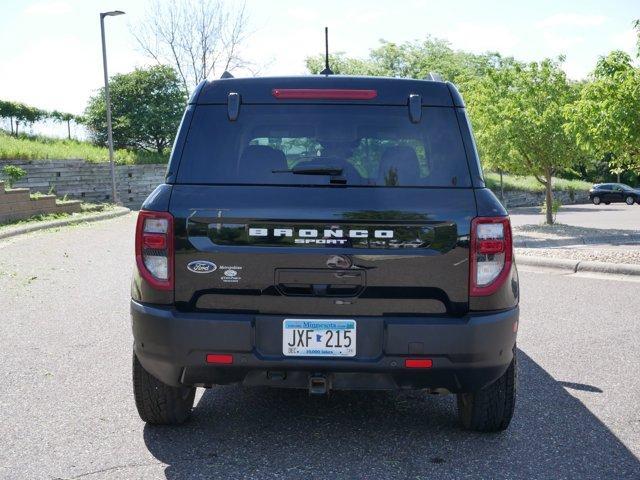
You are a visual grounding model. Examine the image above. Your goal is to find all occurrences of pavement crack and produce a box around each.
[62,460,161,479]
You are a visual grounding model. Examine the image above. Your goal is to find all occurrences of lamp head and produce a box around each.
[101,10,125,18]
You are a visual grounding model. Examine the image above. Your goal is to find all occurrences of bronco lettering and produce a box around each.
[248,227,394,239]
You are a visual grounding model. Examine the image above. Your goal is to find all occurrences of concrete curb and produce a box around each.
[514,234,640,248]
[517,255,640,277]
[0,207,131,240]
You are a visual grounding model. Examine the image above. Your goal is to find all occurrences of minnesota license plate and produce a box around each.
[282,319,356,357]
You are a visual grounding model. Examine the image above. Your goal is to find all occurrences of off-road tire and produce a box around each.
[133,353,195,425]
[456,348,517,432]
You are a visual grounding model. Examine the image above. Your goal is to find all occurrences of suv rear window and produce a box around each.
[176,105,471,187]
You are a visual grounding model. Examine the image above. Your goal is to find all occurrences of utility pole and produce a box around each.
[100,10,125,204]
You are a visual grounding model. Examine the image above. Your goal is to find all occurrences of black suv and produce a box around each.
[131,75,519,432]
[589,183,639,205]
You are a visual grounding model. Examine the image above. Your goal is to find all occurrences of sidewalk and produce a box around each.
[516,245,640,265]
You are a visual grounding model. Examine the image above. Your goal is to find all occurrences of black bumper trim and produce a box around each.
[131,300,518,392]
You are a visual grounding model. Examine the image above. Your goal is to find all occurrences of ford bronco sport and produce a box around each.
[131,75,519,432]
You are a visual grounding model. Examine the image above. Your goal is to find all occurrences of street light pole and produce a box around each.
[100,10,125,204]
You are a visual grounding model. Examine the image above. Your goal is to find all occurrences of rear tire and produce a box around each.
[625,196,635,205]
[592,196,601,205]
[456,348,517,432]
[132,353,196,425]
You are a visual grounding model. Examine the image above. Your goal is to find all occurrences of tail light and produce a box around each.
[470,217,512,296]
[135,210,174,290]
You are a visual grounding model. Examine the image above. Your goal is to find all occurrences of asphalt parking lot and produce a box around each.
[0,214,639,479]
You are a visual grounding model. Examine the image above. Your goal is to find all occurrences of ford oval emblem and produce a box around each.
[187,260,217,274]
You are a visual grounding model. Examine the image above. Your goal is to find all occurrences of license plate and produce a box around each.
[282,319,356,357]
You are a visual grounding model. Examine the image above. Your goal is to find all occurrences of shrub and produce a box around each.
[2,164,26,187]
[540,197,562,223]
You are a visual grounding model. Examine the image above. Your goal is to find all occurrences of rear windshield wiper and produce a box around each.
[272,166,343,176]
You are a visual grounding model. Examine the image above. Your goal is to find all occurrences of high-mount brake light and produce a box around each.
[470,217,513,296]
[135,210,174,291]
[272,88,377,100]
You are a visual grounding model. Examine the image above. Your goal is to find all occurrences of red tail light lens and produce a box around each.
[470,217,513,296]
[135,210,174,290]
[405,359,433,369]
[206,354,234,364]
[272,88,378,100]
[142,233,166,249]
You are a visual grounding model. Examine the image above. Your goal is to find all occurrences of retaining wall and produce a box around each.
[0,181,82,223]
[0,159,166,208]
[0,158,590,209]
[501,189,590,208]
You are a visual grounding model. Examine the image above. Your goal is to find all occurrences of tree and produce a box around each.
[306,38,512,91]
[132,0,251,93]
[0,100,18,135]
[50,110,77,140]
[466,59,582,224]
[84,66,186,154]
[566,51,640,181]
[13,103,45,136]
[0,100,45,136]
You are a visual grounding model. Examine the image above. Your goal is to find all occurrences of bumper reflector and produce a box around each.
[405,359,433,369]
[206,354,234,365]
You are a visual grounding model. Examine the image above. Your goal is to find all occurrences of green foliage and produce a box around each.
[466,59,582,223]
[306,38,512,90]
[566,51,640,176]
[306,41,593,224]
[0,211,70,228]
[484,173,591,193]
[0,100,47,135]
[540,197,562,222]
[0,99,80,140]
[84,65,186,154]
[2,164,27,187]
[0,131,167,164]
[467,59,582,177]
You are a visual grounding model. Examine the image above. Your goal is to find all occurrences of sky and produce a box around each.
[0,0,638,118]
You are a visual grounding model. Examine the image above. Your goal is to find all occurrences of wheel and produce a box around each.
[132,353,196,425]
[457,348,517,432]
[591,196,601,205]
[625,196,635,205]
[605,201,610,205]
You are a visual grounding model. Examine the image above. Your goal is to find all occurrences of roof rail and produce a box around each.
[220,71,234,79]
[426,72,443,82]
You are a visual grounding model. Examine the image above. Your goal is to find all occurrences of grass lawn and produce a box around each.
[0,131,167,165]
[484,172,591,192]
[0,203,117,230]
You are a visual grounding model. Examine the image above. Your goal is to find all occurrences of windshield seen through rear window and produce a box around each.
[176,105,471,187]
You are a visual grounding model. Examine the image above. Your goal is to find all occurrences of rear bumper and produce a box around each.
[131,300,518,393]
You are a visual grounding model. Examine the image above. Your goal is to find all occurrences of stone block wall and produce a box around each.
[0,159,166,208]
[501,189,590,208]
[0,158,591,210]
[0,181,82,223]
